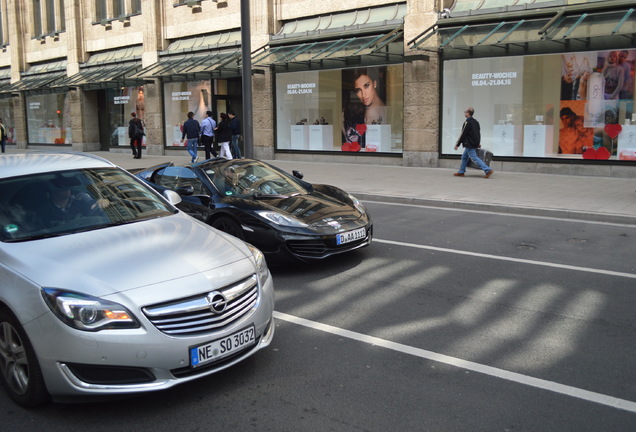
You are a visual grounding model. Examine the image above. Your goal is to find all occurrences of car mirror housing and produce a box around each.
[163,189,182,205]
[292,170,304,179]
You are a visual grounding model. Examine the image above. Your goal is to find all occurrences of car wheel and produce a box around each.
[211,216,245,240]
[0,308,49,407]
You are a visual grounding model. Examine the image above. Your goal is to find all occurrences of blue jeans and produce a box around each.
[187,138,198,162]
[459,147,491,174]
[231,134,241,158]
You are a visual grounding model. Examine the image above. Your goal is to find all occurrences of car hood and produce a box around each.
[232,188,366,227]
[2,214,253,297]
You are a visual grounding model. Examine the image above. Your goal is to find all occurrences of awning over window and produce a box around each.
[131,31,243,81]
[4,60,67,93]
[254,27,404,71]
[272,3,406,43]
[54,46,144,89]
[409,3,635,58]
[55,64,143,89]
[131,49,242,80]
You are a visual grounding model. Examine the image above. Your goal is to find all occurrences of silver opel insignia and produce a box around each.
[0,152,275,407]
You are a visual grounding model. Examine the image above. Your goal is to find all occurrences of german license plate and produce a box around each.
[336,227,366,245]
[190,325,255,368]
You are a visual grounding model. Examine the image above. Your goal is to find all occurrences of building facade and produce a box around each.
[0,0,634,177]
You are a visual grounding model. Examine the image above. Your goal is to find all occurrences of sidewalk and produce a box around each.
[4,148,636,225]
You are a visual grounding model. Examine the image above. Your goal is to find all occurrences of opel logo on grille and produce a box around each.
[206,291,228,314]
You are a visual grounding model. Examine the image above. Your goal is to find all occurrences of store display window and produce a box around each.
[442,49,635,161]
[275,65,404,153]
[0,99,16,144]
[106,86,146,147]
[26,93,72,145]
[163,81,212,147]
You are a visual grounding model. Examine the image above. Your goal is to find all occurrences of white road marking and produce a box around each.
[274,311,636,414]
[375,238,636,279]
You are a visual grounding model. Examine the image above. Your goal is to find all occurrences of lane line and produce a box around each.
[375,238,636,279]
[274,311,636,414]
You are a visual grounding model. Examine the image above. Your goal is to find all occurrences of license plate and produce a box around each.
[190,325,256,368]
[336,227,366,245]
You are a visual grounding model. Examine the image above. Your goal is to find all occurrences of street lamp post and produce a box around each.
[240,0,253,159]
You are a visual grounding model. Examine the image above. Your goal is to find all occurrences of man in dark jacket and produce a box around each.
[128,112,144,159]
[181,111,201,163]
[453,107,494,178]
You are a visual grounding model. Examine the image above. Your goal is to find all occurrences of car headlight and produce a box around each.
[348,193,367,215]
[255,210,308,228]
[247,244,269,285]
[42,289,140,331]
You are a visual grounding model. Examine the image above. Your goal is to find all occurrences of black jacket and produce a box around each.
[456,116,481,149]
[216,119,232,142]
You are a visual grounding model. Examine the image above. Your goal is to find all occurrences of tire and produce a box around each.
[211,216,245,240]
[0,308,50,407]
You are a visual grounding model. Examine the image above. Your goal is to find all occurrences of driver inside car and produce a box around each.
[44,176,110,226]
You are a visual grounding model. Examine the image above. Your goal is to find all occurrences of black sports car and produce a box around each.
[134,158,372,263]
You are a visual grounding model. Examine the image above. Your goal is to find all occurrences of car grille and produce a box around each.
[142,275,258,336]
[286,235,369,258]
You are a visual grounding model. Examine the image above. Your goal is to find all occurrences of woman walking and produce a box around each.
[216,112,233,160]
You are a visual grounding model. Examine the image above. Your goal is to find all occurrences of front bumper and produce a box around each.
[24,275,275,401]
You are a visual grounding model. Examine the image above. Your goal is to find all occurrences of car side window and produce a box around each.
[175,168,206,195]
[155,166,206,195]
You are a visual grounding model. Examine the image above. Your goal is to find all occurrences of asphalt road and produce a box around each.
[2,200,635,431]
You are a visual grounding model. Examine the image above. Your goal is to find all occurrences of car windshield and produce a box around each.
[0,168,176,242]
[204,160,308,198]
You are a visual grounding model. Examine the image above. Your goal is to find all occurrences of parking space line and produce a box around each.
[375,238,636,279]
[273,311,636,414]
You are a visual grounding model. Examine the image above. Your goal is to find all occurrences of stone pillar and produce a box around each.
[402,4,440,167]
[71,89,100,152]
[12,94,27,149]
[252,69,274,160]
[143,80,163,156]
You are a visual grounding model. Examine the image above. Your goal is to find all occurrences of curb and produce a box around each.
[355,193,636,226]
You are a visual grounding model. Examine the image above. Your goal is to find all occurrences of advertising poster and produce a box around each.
[275,66,403,153]
[559,49,634,158]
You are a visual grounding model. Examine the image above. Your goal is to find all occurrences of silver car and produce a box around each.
[0,152,275,407]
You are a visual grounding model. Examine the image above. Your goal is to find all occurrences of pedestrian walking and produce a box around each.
[215,112,233,160]
[453,107,494,178]
[128,112,144,159]
[0,118,6,153]
[201,110,217,160]
[228,110,242,158]
[181,111,201,163]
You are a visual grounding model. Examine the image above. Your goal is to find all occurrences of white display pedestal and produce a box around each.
[173,126,184,146]
[523,125,554,157]
[365,124,391,152]
[117,127,128,146]
[309,125,333,150]
[492,125,522,156]
[290,125,309,150]
[617,124,636,160]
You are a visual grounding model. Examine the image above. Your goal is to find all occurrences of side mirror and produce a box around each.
[175,185,195,196]
[292,170,304,179]
[163,190,182,206]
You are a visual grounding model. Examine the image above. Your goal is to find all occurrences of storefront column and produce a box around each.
[403,56,440,167]
[143,80,164,156]
[69,89,100,152]
[253,68,275,160]
[13,94,27,150]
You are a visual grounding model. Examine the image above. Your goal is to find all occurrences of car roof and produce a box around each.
[0,152,117,179]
